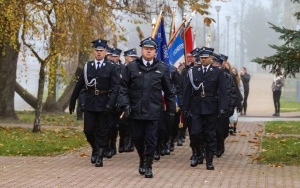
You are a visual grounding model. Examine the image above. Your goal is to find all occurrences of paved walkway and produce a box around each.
[1,121,300,188]
[1,73,300,188]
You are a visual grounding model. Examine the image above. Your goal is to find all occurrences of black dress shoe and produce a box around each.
[160,149,166,156]
[190,156,199,167]
[139,160,146,175]
[145,167,153,178]
[215,151,222,158]
[165,148,170,155]
[106,150,113,159]
[206,163,214,170]
[91,150,97,164]
[177,139,183,146]
[154,152,160,161]
[170,143,174,152]
[95,148,104,167]
[119,146,124,153]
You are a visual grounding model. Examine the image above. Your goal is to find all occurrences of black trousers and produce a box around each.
[183,115,193,148]
[191,113,218,153]
[84,111,108,148]
[273,90,281,114]
[243,89,249,113]
[131,119,159,158]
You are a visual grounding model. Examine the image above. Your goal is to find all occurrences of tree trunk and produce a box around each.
[32,62,46,132]
[15,81,37,108]
[44,57,62,113]
[0,44,19,120]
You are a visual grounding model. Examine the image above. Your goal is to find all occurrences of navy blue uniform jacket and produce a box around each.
[119,58,176,120]
[182,66,228,114]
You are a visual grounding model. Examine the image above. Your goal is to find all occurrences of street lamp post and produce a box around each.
[234,22,238,68]
[215,6,221,52]
[226,16,231,56]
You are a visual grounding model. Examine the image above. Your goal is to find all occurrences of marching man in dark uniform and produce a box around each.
[182,47,228,170]
[106,47,124,157]
[69,39,119,167]
[124,48,138,65]
[119,37,176,178]
[120,48,139,152]
[211,53,238,158]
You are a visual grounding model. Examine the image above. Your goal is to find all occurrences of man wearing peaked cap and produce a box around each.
[199,46,214,57]
[106,46,125,158]
[111,47,123,64]
[190,47,202,65]
[92,39,108,50]
[106,46,114,61]
[119,36,175,178]
[69,38,119,168]
[124,48,138,65]
[182,45,229,170]
[219,53,228,64]
[211,53,222,64]
[139,37,158,48]
[211,52,238,159]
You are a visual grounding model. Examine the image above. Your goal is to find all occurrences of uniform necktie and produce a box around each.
[96,62,100,70]
[203,67,207,75]
[146,62,150,67]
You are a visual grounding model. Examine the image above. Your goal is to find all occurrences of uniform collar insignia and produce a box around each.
[155,70,161,74]
[91,62,94,66]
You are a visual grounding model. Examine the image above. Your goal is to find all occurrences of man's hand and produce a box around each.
[123,105,131,119]
[104,105,113,116]
[69,106,75,114]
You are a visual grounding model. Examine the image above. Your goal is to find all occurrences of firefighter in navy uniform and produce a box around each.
[181,47,201,165]
[69,39,119,167]
[154,63,182,160]
[182,47,228,170]
[105,46,114,61]
[119,37,176,178]
[167,65,183,152]
[211,53,238,158]
[121,48,138,152]
[105,47,125,157]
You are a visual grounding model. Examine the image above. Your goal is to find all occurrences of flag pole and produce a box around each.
[184,10,196,31]
[168,14,186,47]
[183,10,197,64]
[169,6,176,40]
[151,4,165,38]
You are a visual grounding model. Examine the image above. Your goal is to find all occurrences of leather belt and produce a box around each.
[87,89,111,96]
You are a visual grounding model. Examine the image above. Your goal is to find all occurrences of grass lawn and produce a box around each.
[0,111,86,156]
[260,137,300,166]
[264,121,300,134]
[16,111,83,127]
[259,121,300,166]
[0,126,87,156]
[280,101,300,112]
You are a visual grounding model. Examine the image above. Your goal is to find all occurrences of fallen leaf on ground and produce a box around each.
[80,152,89,157]
[248,140,260,144]
[255,132,262,137]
